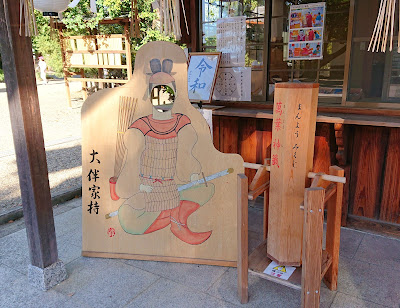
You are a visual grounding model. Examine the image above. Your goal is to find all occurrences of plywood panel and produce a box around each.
[380,128,400,223]
[81,41,244,265]
[350,126,388,219]
[267,83,319,265]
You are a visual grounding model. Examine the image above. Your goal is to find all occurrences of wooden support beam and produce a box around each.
[0,0,58,269]
[301,187,325,308]
[324,166,345,290]
[237,174,249,304]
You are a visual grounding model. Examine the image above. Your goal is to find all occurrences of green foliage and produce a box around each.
[32,12,63,73]
[32,0,178,75]
[0,69,4,82]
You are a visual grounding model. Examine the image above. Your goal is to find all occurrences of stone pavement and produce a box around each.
[1,197,400,308]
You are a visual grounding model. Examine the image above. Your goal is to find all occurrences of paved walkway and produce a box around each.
[1,198,399,308]
[0,81,83,215]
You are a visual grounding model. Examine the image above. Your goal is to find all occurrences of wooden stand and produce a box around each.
[238,83,344,307]
[237,165,345,307]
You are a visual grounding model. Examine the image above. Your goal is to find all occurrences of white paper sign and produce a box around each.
[213,67,251,101]
[188,53,220,103]
[263,261,296,280]
[216,16,246,67]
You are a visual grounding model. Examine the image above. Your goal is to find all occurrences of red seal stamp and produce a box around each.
[107,227,116,237]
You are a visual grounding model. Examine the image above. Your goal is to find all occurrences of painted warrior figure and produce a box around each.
[108,58,215,245]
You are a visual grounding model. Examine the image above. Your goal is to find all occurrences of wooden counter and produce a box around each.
[211,107,400,227]
[213,107,400,128]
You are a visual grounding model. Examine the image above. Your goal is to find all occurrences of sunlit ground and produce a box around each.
[0,80,85,214]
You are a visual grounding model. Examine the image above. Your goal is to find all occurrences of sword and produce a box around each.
[105,168,234,219]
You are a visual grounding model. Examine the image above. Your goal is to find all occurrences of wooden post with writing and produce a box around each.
[267,83,319,266]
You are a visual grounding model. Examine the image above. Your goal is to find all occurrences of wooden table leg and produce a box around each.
[237,174,249,304]
[301,187,325,308]
[324,166,344,290]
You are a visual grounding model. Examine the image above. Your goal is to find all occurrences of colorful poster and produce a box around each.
[288,2,325,60]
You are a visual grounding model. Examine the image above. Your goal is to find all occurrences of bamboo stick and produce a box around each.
[243,162,346,184]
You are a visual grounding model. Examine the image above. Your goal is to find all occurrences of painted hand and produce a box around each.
[139,184,153,193]
[190,173,200,182]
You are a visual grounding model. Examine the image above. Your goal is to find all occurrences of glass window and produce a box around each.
[200,0,350,103]
[269,0,349,104]
[347,0,400,103]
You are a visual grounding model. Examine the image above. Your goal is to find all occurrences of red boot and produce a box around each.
[144,209,172,234]
[170,200,212,245]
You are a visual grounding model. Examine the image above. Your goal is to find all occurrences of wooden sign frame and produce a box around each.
[188,52,221,104]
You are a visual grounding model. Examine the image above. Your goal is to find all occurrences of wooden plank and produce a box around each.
[324,166,344,291]
[267,83,319,265]
[248,182,269,200]
[313,135,332,189]
[380,128,400,223]
[320,250,333,280]
[301,187,325,308]
[239,118,257,184]
[220,116,239,154]
[350,126,388,219]
[66,64,128,69]
[67,50,126,54]
[237,174,249,304]
[248,240,332,292]
[64,34,126,39]
[341,165,351,226]
[212,108,400,128]
[256,119,272,166]
[0,0,58,268]
[67,77,129,83]
[82,251,236,267]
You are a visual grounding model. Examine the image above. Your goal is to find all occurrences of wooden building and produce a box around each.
[181,0,400,232]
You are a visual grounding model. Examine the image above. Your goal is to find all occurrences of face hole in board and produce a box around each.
[151,85,175,112]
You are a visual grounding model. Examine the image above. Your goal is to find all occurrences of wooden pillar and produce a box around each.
[301,187,325,308]
[324,166,344,290]
[237,174,248,304]
[267,83,319,265]
[0,0,64,283]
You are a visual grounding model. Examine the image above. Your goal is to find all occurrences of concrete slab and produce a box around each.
[353,233,400,271]
[337,256,400,307]
[54,206,82,237]
[339,228,365,259]
[330,292,390,308]
[0,265,69,308]
[206,267,336,308]
[125,277,238,308]
[0,226,82,275]
[123,259,228,293]
[53,257,159,308]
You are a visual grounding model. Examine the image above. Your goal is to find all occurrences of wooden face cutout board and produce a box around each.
[81,41,244,266]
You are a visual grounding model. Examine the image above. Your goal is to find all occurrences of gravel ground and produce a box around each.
[0,80,85,215]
